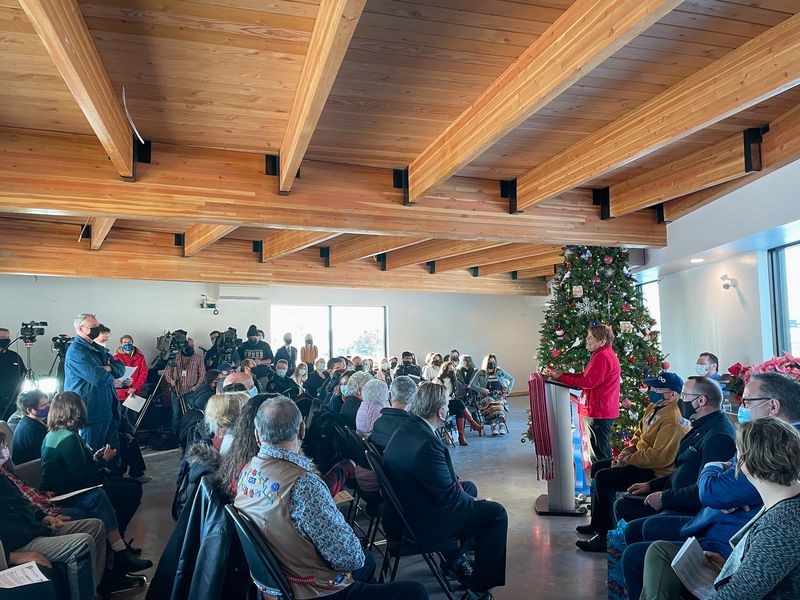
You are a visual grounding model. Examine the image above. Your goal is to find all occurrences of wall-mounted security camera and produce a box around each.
[200,294,220,315]
[720,274,737,290]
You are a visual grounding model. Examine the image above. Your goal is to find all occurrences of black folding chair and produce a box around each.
[365,452,458,599]
[225,504,296,600]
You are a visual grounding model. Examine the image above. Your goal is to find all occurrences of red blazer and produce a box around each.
[113,348,148,402]
[556,343,621,419]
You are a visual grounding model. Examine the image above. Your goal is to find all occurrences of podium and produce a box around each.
[534,379,587,517]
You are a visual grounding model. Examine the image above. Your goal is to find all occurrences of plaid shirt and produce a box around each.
[1,464,58,516]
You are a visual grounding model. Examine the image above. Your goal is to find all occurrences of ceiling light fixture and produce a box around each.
[690,258,705,264]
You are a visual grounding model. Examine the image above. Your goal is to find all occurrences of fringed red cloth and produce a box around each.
[529,373,555,481]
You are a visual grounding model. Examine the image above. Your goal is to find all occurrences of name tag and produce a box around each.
[181,370,187,378]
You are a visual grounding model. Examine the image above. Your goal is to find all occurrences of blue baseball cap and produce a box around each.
[644,372,684,394]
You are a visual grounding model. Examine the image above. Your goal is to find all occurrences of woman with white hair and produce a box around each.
[356,379,390,437]
[340,370,373,430]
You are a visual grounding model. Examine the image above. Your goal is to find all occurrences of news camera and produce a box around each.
[51,334,74,357]
[154,329,189,365]
[215,327,241,364]
[19,321,47,344]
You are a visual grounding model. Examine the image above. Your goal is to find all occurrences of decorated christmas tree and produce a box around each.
[537,245,666,451]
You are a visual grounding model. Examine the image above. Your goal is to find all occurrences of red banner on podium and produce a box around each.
[528,373,555,480]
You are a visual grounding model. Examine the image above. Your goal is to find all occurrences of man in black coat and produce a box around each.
[235,325,273,379]
[382,383,507,600]
[11,389,49,464]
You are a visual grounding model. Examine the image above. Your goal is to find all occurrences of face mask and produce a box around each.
[284,339,292,346]
[695,363,709,376]
[0,339,10,349]
[0,446,9,466]
[340,384,349,397]
[182,347,194,356]
[736,406,750,423]
[36,406,50,420]
[487,362,496,370]
[451,356,459,363]
[648,391,665,404]
[122,342,134,352]
[432,360,442,367]
[298,367,307,376]
[87,326,101,340]
[316,363,325,371]
[248,387,258,398]
[306,339,313,345]
[276,369,288,378]
[247,337,259,345]
[680,398,697,420]
[402,360,411,365]
[381,362,390,371]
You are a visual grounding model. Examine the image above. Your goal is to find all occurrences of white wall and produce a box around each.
[0,275,546,388]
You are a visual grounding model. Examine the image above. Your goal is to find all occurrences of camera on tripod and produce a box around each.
[51,334,74,356]
[215,327,241,363]
[20,321,47,344]
[154,329,189,364]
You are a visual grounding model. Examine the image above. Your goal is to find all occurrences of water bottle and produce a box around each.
[722,398,732,414]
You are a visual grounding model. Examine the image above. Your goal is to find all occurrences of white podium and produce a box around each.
[534,379,587,516]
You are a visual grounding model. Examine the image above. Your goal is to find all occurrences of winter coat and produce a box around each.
[64,336,124,425]
[556,343,621,419]
[113,347,148,402]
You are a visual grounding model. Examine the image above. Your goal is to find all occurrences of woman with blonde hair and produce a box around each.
[469,353,515,436]
[435,360,482,445]
[204,392,243,455]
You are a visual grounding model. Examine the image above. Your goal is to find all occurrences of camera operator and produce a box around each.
[164,338,206,432]
[235,324,273,378]
[64,314,126,457]
[203,330,221,369]
[0,328,27,419]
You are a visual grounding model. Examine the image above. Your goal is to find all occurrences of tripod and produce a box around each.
[133,354,178,432]
[1,340,36,420]
[47,350,67,394]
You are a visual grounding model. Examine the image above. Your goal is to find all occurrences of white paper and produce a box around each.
[122,394,147,412]
[49,485,103,503]
[121,366,137,381]
[670,537,718,600]
[0,561,49,588]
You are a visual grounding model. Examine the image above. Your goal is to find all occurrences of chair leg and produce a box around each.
[379,550,391,583]
[422,552,455,600]
[390,555,401,581]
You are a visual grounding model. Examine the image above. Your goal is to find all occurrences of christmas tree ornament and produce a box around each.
[572,284,583,297]
[590,276,601,284]
[603,255,613,265]
[619,321,633,333]
[621,399,632,409]
[580,249,592,261]
[622,303,631,313]
[555,328,565,337]
[646,355,657,366]
[575,298,598,317]
[662,361,670,370]
[550,348,561,358]
[638,384,649,393]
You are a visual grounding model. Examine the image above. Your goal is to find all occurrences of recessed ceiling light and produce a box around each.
[690,258,705,264]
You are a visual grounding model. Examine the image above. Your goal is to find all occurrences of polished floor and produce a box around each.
[121,397,607,599]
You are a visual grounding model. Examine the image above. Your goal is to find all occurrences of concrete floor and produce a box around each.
[120,397,607,599]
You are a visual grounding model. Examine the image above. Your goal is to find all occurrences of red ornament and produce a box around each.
[566,261,573,269]
[661,361,670,370]
[627,355,637,364]
[591,276,601,284]
[622,303,632,312]
[555,328,565,337]
[550,349,561,358]
[646,355,657,366]
[603,256,613,265]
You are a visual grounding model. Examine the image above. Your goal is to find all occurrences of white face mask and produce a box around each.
[695,363,709,376]
[0,445,9,466]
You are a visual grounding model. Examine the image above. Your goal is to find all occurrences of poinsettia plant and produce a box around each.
[720,353,800,405]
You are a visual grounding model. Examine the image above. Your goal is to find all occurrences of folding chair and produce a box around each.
[225,504,296,599]
[365,452,458,600]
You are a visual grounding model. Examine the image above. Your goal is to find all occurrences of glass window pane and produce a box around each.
[269,305,330,361]
[331,306,386,361]
[640,280,662,332]
[784,244,800,355]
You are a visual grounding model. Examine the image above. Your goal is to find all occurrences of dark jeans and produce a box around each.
[584,417,614,463]
[58,488,119,535]
[333,554,428,600]
[118,432,147,478]
[589,460,655,534]
[621,515,692,600]
[79,421,120,471]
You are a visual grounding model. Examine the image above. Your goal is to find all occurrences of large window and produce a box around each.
[770,242,800,355]
[269,304,387,361]
[639,280,662,333]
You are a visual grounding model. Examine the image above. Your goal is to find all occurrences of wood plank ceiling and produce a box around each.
[0,0,798,295]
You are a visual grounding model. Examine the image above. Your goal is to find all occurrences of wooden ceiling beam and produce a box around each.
[18,0,133,178]
[434,244,562,273]
[407,0,682,202]
[514,265,556,279]
[0,127,667,247]
[516,12,800,211]
[382,240,503,271]
[261,230,338,263]
[662,102,800,222]
[88,217,115,250]
[279,0,366,192]
[326,235,424,267]
[475,251,564,277]
[609,131,758,218]
[183,224,238,257]
[0,218,546,296]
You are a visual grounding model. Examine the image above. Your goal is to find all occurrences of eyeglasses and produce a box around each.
[741,397,772,408]
[679,392,705,402]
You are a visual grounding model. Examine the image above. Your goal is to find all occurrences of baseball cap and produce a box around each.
[644,372,684,394]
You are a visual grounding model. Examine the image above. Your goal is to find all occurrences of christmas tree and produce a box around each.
[537,245,666,451]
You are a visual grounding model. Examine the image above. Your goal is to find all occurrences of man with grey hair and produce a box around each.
[383,383,508,600]
[369,375,417,451]
[64,313,126,454]
[235,396,427,600]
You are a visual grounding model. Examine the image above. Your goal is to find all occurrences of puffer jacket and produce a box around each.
[113,347,149,402]
[172,442,221,521]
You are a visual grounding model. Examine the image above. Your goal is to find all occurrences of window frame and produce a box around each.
[769,240,799,355]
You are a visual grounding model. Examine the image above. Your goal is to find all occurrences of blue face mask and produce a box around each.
[248,387,258,398]
[648,391,664,404]
[339,385,349,397]
[122,342,134,352]
[737,406,750,423]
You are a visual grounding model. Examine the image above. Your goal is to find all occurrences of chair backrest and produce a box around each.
[224,504,295,599]
[14,458,42,490]
[365,451,420,546]
[336,425,371,470]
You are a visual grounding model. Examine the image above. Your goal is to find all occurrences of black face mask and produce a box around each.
[182,347,195,357]
[402,360,412,366]
[0,339,10,349]
[487,362,496,370]
[88,326,101,340]
[451,356,459,363]
[247,337,259,345]
[432,360,442,367]
[680,399,697,420]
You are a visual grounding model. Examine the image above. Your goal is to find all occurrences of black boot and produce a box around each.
[115,548,153,573]
[98,568,146,596]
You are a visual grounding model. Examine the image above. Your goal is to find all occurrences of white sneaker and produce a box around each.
[491,423,498,436]
[498,423,507,436]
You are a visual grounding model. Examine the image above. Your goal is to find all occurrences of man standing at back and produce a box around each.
[236,325,273,379]
[275,332,298,376]
[64,314,125,453]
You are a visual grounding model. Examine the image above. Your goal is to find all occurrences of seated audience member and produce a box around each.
[393,351,422,380]
[458,355,476,391]
[235,396,427,600]
[340,370,373,430]
[623,371,800,599]
[222,371,256,396]
[305,358,329,400]
[12,389,50,463]
[696,351,721,380]
[389,356,398,370]
[470,353,514,436]
[576,371,687,552]
[435,360,482,446]
[113,335,148,403]
[355,379,389,437]
[204,392,243,454]
[38,392,151,590]
[240,359,264,393]
[324,370,355,414]
[383,383,508,600]
[267,359,300,399]
[318,357,347,402]
[613,376,736,526]
[641,416,800,600]
[377,358,393,387]
[421,353,442,382]
[188,369,220,411]
[370,375,417,451]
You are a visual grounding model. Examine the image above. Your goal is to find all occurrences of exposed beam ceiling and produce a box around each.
[515,265,556,279]
[183,224,238,257]
[475,251,564,277]
[261,230,338,263]
[326,235,423,267]
[515,11,800,211]
[279,0,366,192]
[18,0,133,178]
[88,217,114,251]
[434,244,562,273]
[407,0,682,202]
[382,240,503,271]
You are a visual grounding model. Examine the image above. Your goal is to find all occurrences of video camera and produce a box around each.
[154,329,189,364]
[19,321,47,344]
[51,334,74,356]
[215,327,241,363]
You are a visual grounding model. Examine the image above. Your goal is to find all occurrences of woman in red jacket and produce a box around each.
[114,335,148,403]
[549,324,621,463]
